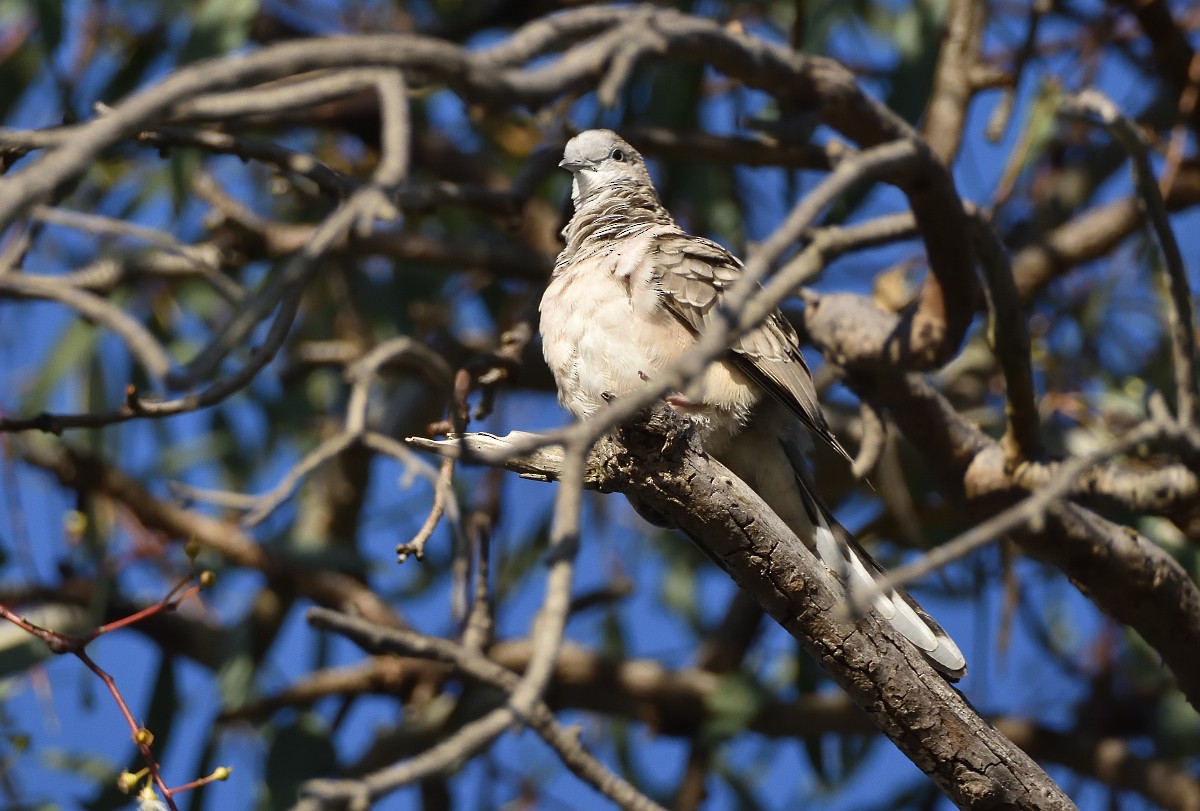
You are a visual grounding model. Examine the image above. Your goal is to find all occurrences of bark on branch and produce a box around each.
[410,414,1075,810]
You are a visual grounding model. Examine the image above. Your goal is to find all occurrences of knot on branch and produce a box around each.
[588,404,700,494]
[803,290,958,371]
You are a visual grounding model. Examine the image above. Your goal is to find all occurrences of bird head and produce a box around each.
[559,129,654,204]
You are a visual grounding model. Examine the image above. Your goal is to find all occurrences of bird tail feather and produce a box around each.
[805,484,967,680]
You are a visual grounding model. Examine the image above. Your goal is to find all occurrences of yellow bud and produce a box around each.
[64,510,87,540]
[184,539,201,559]
[117,771,141,793]
[134,727,154,746]
[199,571,216,588]
[212,765,232,781]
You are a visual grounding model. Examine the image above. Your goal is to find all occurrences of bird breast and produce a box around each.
[540,235,760,441]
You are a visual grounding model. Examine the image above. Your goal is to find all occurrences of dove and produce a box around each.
[539,129,966,678]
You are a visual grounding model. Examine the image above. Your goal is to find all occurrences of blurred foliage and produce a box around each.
[0,1,1197,810]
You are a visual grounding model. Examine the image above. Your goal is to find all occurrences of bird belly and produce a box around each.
[541,265,681,417]
[540,256,760,438]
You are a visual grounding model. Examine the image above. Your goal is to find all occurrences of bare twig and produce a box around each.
[31,205,196,252]
[922,0,987,163]
[139,126,354,199]
[1062,89,1197,428]
[0,573,217,810]
[0,67,411,435]
[396,457,455,562]
[0,186,388,433]
[855,417,1169,606]
[0,274,174,381]
[851,401,886,480]
[305,608,666,811]
[970,211,1041,462]
[210,336,456,529]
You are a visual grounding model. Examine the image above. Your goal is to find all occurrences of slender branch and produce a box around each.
[14,437,405,629]
[0,186,386,433]
[969,211,1041,462]
[305,608,666,811]
[138,126,354,199]
[0,273,174,381]
[857,417,1168,603]
[922,0,987,163]
[1062,89,1197,427]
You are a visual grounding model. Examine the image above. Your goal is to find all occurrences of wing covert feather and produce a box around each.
[650,232,848,458]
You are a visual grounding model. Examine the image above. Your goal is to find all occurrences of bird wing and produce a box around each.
[650,230,849,459]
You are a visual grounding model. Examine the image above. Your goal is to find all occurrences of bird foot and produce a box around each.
[665,393,704,413]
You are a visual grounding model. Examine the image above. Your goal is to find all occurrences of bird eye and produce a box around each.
[610,148,626,162]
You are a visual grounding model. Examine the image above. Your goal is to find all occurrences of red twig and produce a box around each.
[0,571,215,809]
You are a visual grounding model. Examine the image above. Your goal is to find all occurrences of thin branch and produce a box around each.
[191,336,455,529]
[850,401,886,480]
[0,273,174,381]
[970,211,1041,462]
[60,243,243,303]
[139,126,354,199]
[0,186,388,433]
[305,608,666,811]
[855,416,1168,604]
[30,205,197,252]
[922,0,987,163]
[243,433,360,527]
[167,71,408,391]
[507,443,582,719]
[1062,89,1197,427]
[14,437,405,629]
[298,710,513,811]
[396,457,455,562]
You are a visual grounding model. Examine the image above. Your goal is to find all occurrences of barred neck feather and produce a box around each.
[557,180,674,270]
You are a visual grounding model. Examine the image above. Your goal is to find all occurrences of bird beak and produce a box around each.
[558,158,593,171]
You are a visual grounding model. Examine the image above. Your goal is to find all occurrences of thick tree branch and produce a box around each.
[842,368,1200,710]
[410,415,1075,809]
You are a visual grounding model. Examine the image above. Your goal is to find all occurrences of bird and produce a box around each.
[539,129,966,679]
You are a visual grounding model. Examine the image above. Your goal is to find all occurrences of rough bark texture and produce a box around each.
[586,410,1076,811]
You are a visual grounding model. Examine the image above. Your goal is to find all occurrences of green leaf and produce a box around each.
[701,672,763,741]
[876,0,945,127]
[661,554,698,625]
[100,26,165,103]
[265,715,337,811]
[21,318,101,415]
[32,0,61,55]
[169,147,202,214]
[181,0,260,64]
[0,35,38,123]
[803,734,827,784]
[218,650,256,709]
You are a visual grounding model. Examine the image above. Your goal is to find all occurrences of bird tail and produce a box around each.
[805,483,967,680]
